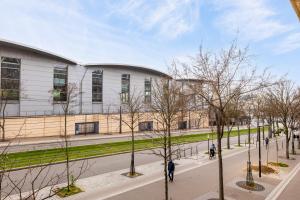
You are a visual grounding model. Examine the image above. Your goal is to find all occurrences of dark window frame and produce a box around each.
[144,78,152,103]
[92,70,103,102]
[53,66,68,102]
[121,74,130,103]
[1,57,21,101]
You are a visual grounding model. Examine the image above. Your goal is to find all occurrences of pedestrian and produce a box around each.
[265,137,269,150]
[209,143,216,159]
[168,159,175,182]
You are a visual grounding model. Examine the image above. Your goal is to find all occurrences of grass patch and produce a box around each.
[55,185,83,198]
[2,127,263,170]
[268,162,289,167]
[252,165,278,174]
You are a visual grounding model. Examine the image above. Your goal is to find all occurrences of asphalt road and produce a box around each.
[2,133,257,197]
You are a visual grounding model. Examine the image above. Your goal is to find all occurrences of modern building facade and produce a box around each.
[0,39,208,138]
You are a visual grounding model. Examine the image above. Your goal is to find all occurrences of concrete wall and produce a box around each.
[2,111,209,139]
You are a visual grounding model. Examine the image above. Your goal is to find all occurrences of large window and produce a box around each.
[53,67,68,101]
[75,122,99,135]
[139,121,153,131]
[1,57,21,100]
[144,78,151,103]
[121,74,130,103]
[92,70,103,102]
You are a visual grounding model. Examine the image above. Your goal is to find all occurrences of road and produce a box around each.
[3,133,256,196]
[0,127,251,153]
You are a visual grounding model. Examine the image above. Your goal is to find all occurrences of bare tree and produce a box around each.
[149,78,183,200]
[177,41,268,200]
[266,80,300,159]
[51,83,78,191]
[120,90,143,176]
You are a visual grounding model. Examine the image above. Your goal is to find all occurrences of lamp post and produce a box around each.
[258,125,262,178]
[207,134,210,154]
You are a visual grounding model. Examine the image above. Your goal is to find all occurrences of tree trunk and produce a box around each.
[65,113,70,191]
[164,140,169,200]
[292,131,295,155]
[298,133,300,150]
[130,129,135,175]
[285,129,289,159]
[168,124,172,160]
[227,126,230,149]
[262,119,265,140]
[217,124,224,200]
[237,121,240,146]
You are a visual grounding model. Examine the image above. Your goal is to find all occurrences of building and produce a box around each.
[0,39,208,138]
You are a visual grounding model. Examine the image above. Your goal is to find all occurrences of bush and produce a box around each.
[251,165,278,174]
[55,185,83,198]
[268,162,289,167]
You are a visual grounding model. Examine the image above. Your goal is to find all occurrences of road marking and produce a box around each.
[98,146,255,200]
[265,161,300,200]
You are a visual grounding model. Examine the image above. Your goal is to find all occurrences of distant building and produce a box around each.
[0,39,208,138]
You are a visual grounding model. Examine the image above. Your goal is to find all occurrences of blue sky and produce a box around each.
[0,0,300,83]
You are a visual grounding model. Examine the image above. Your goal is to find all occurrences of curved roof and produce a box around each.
[85,63,171,78]
[0,38,77,65]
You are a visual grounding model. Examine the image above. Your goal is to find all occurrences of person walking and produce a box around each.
[265,137,269,150]
[168,159,175,182]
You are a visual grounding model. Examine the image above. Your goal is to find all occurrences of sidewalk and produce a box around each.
[7,141,256,200]
[8,136,299,200]
[0,126,251,149]
[0,128,212,148]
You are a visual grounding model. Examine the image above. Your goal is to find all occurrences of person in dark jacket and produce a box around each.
[168,160,175,182]
[265,137,269,150]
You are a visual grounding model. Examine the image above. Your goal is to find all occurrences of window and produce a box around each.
[121,74,130,103]
[53,67,68,101]
[75,122,99,135]
[1,57,21,100]
[144,78,151,103]
[139,121,153,131]
[178,121,188,130]
[92,70,103,102]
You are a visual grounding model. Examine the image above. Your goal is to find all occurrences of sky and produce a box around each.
[0,0,300,83]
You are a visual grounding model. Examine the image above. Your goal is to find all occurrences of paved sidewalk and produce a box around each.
[0,128,211,147]
[7,140,254,200]
[9,141,258,200]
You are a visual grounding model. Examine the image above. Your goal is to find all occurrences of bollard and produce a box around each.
[196,145,198,155]
[184,148,186,157]
[245,139,246,147]
[190,147,193,156]
[179,149,181,159]
[177,149,179,159]
[282,140,284,149]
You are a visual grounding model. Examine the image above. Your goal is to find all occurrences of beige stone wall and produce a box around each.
[1,110,209,139]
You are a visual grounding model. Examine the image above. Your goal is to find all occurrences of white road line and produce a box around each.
[265,161,300,200]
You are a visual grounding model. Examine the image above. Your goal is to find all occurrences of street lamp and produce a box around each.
[207,134,210,154]
[258,125,262,177]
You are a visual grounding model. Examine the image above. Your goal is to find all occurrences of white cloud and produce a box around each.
[0,0,169,69]
[274,32,300,54]
[107,0,200,39]
[211,0,293,41]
